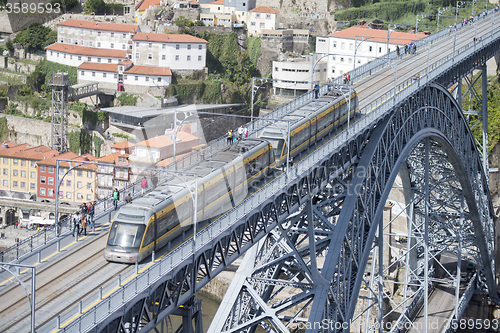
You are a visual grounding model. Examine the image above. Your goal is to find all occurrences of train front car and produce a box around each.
[104,205,152,263]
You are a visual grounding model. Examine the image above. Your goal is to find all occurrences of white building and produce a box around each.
[272,57,327,96]
[132,32,207,71]
[46,44,127,67]
[199,0,256,27]
[56,19,137,50]
[247,6,279,37]
[316,26,428,80]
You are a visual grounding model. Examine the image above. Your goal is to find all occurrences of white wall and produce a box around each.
[132,41,206,70]
[46,49,123,67]
[58,26,133,50]
[247,11,277,37]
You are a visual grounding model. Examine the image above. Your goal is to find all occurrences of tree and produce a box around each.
[84,0,106,14]
[13,23,55,51]
[51,0,78,11]
[5,38,14,54]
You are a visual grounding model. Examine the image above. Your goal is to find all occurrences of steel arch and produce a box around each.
[307,83,496,331]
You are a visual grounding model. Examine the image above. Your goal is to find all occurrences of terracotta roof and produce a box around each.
[210,0,224,4]
[57,19,137,33]
[112,141,135,149]
[97,152,120,164]
[38,152,97,170]
[0,143,31,157]
[132,32,207,44]
[328,26,427,44]
[10,145,59,160]
[165,129,199,142]
[249,6,279,14]
[119,59,133,66]
[136,135,173,149]
[189,1,198,4]
[125,65,171,76]
[78,62,118,72]
[135,0,162,11]
[46,43,127,58]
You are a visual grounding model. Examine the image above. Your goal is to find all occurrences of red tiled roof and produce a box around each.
[57,19,137,33]
[38,152,97,170]
[46,43,127,58]
[125,65,171,76]
[132,32,207,44]
[10,145,59,160]
[136,135,173,149]
[112,141,135,149]
[249,6,279,14]
[0,143,31,157]
[135,0,162,11]
[97,152,120,163]
[78,62,118,72]
[210,0,224,4]
[329,26,427,44]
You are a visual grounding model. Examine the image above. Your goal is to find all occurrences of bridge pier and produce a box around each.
[172,297,203,333]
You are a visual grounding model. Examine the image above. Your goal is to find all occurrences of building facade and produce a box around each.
[247,6,279,37]
[272,57,327,96]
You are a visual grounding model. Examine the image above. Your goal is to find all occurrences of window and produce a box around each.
[2,157,6,164]
[2,169,6,175]
[135,76,138,81]
[81,29,84,35]
[90,31,93,35]
[20,181,25,188]
[198,55,202,61]
[2,180,6,186]
[77,193,83,200]
[251,22,256,26]
[87,182,92,189]
[66,191,71,199]
[66,180,71,187]
[122,44,126,50]
[187,45,191,50]
[77,181,82,188]
[78,56,82,61]
[97,58,101,62]
[92,72,96,77]
[176,44,180,50]
[369,46,373,52]
[98,31,101,36]
[13,170,18,176]
[349,43,353,50]
[136,53,139,59]
[379,47,382,53]
[256,13,260,18]
[108,59,112,63]
[87,194,92,201]
[30,171,35,178]
[89,41,93,47]
[13,159,18,165]
[175,55,179,61]
[111,32,114,37]
[333,42,337,48]
[111,43,114,48]
[48,189,54,197]
[124,75,127,80]
[88,57,91,61]
[162,44,166,49]
[21,170,26,178]
[97,42,101,47]
[30,183,35,190]
[123,33,126,38]
[148,42,152,48]
[161,55,166,60]
[114,74,117,78]
[157,77,161,82]
[81,71,85,76]
[148,54,152,59]
[198,45,202,50]
[80,40,83,45]
[103,73,107,78]
[145,77,149,82]
[87,171,92,178]
[40,188,46,196]
[63,54,66,59]
[136,42,139,47]
[187,55,191,61]
[77,170,83,177]
[20,159,25,166]
[48,177,54,185]
[68,38,71,43]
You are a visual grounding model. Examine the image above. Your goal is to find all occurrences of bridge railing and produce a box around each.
[57,16,500,332]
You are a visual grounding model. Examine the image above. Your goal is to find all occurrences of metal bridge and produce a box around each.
[0,9,499,333]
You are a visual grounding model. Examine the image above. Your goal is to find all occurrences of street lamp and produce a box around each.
[456,1,466,23]
[0,263,36,333]
[437,7,450,31]
[415,14,430,42]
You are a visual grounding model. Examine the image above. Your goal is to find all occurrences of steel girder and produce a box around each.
[212,83,496,333]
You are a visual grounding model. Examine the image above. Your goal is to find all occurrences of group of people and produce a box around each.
[342,74,350,85]
[226,125,249,145]
[404,43,417,55]
[72,201,95,237]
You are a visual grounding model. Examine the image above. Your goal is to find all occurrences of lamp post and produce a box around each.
[456,1,466,23]
[250,77,274,122]
[172,109,197,171]
[0,263,36,333]
[437,7,449,31]
[415,14,430,42]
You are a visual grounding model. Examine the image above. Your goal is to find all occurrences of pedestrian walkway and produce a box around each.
[0,224,40,251]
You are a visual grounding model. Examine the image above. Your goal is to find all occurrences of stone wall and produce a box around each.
[0,114,51,146]
[0,11,59,34]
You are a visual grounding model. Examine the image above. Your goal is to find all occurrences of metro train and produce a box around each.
[104,88,358,263]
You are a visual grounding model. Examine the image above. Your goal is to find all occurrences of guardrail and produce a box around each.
[58,14,500,331]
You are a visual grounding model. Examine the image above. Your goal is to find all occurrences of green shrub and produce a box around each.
[116,93,138,106]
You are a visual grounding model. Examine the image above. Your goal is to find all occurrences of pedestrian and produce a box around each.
[404,44,408,55]
[346,73,350,83]
[71,212,80,237]
[141,176,148,195]
[113,188,120,210]
[226,129,233,145]
[80,209,87,236]
[412,44,416,54]
[314,84,320,98]
[396,45,400,57]
[243,125,249,138]
[125,192,132,203]
[87,201,94,229]
[14,221,17,229]
[237,125,244,140]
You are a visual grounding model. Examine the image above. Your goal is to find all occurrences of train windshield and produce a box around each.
[270,140,285,159]
[107,222,145,248]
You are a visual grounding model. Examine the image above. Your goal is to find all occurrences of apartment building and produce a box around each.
[316,26,428,80]
[247,6,279,37]
[45,44,127,67]
[95,150,131,199]
[132,32,207,71]
[272,56,327,96]
[0,143,59,200]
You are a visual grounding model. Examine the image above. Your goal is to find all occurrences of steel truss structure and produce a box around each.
[211,84,496,333]
[50,72,70,153]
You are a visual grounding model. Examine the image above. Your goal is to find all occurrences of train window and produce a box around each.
[143,224,154,247]
[107,222,145,248]
[116,213,144,222]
